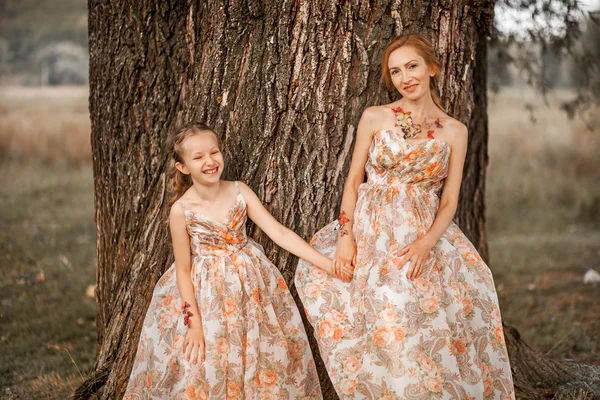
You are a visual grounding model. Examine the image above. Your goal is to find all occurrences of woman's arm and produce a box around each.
[237,183,350,279]
[398,120,469,279]
[422,122,468,246]
[169,204,204,363]
[334,107,382,265]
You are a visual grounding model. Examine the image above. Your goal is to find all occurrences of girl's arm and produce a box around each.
[169,204,204,363]
[238,182,343,278]
[398,120,469,279]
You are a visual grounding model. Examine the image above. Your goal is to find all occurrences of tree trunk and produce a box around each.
[74,1,599,399]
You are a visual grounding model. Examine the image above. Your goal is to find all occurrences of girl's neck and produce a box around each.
[191,180,222,202]
[399,92,437,121]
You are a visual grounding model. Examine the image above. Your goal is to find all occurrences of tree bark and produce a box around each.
[74,1,598,399]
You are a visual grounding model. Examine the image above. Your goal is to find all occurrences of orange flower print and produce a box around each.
[464,251,482,266]
[185,385,196,398]
[494,326,505,344]
[425,376,443,393]
[426,162,442,176]
[168,357,180,373]
[403,151,418,163]
[277,277,288,291]
[393,327,406,343]
[413,277,433,294]
[162,293,174,306]
[452,338,467,355]
[483,378,494,396]
[259,369,279,387]
[330,310,346,324]
[462,297,473,314]
[160,313,177,329]
[373,327,393,347]
[215,337,230,354]
[251,288,260,304]
[146,374,153,389]
[173,334,184,350]
[332,326,344,341]
[340,379,358,395]
[305,283,323,298]
[224,298,239,317]
[309,267,327,281]
[419,297,439,313]
[318,320,335,338]
[287,340,301,359]
[380,305,398,324]
[418,354,436,374]
[226,381,242,400]
[343,357,361,374]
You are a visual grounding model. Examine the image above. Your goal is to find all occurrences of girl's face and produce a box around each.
[388,46,434,100]
[175,132,224,185]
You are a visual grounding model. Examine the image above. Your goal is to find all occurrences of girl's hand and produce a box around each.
[331,258,354,282]
[397,237,435,280]
[333,235,356,282]
[183,325,205,365]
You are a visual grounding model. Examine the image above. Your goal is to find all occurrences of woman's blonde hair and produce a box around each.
[381,33,445,112]
[167,122,221,207]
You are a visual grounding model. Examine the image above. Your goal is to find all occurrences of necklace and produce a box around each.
[392,107,443,139]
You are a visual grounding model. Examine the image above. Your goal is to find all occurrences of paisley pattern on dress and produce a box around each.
[124,181,322,400]
[295,131,515,400]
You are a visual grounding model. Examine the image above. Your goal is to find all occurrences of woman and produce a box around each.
[295,34,515,399]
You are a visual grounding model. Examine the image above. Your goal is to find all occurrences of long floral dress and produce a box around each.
[124,181,322,400]
[295,131,515,399]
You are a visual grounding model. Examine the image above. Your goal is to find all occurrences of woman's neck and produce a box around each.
[400,93,437,121]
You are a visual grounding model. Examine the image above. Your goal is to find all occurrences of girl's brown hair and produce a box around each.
[167,122,221,207]
[381,33,445,112]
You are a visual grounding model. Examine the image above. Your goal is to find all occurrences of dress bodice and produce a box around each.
[365,129,450,194]
[178,184,248,258]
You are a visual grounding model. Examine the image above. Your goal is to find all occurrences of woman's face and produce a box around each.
[388,46,434,100]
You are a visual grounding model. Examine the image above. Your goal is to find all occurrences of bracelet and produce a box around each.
[183,301,194,328]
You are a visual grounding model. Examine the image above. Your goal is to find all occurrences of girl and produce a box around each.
[295,34,515,399]
[124,122,351,399]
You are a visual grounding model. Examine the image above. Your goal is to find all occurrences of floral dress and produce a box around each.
[124,181,322,400]
[295,131,515,399]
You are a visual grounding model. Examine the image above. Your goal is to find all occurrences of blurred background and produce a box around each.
[0,0,598,398]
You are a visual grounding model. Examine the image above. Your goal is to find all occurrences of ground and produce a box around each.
[0,86,598,399]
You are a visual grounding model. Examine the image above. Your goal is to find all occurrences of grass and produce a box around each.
[0,86,91,166]
[486,87,600,363]
[0,87,96,399]
[0,85,598,398]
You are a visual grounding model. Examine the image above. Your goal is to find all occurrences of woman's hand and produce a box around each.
[183,324,205,365]
[333,235,356,282]
[397,237,435,280]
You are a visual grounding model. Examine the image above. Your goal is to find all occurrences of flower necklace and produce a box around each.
[392,107,443,140]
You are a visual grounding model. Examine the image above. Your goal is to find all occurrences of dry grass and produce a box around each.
[487,87,600,234]
[0,86,91,166]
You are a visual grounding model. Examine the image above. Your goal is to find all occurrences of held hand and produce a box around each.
[397,237,435,280]
[331,258,355,282]
[333,235,356,282]
[183,324,205,365]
